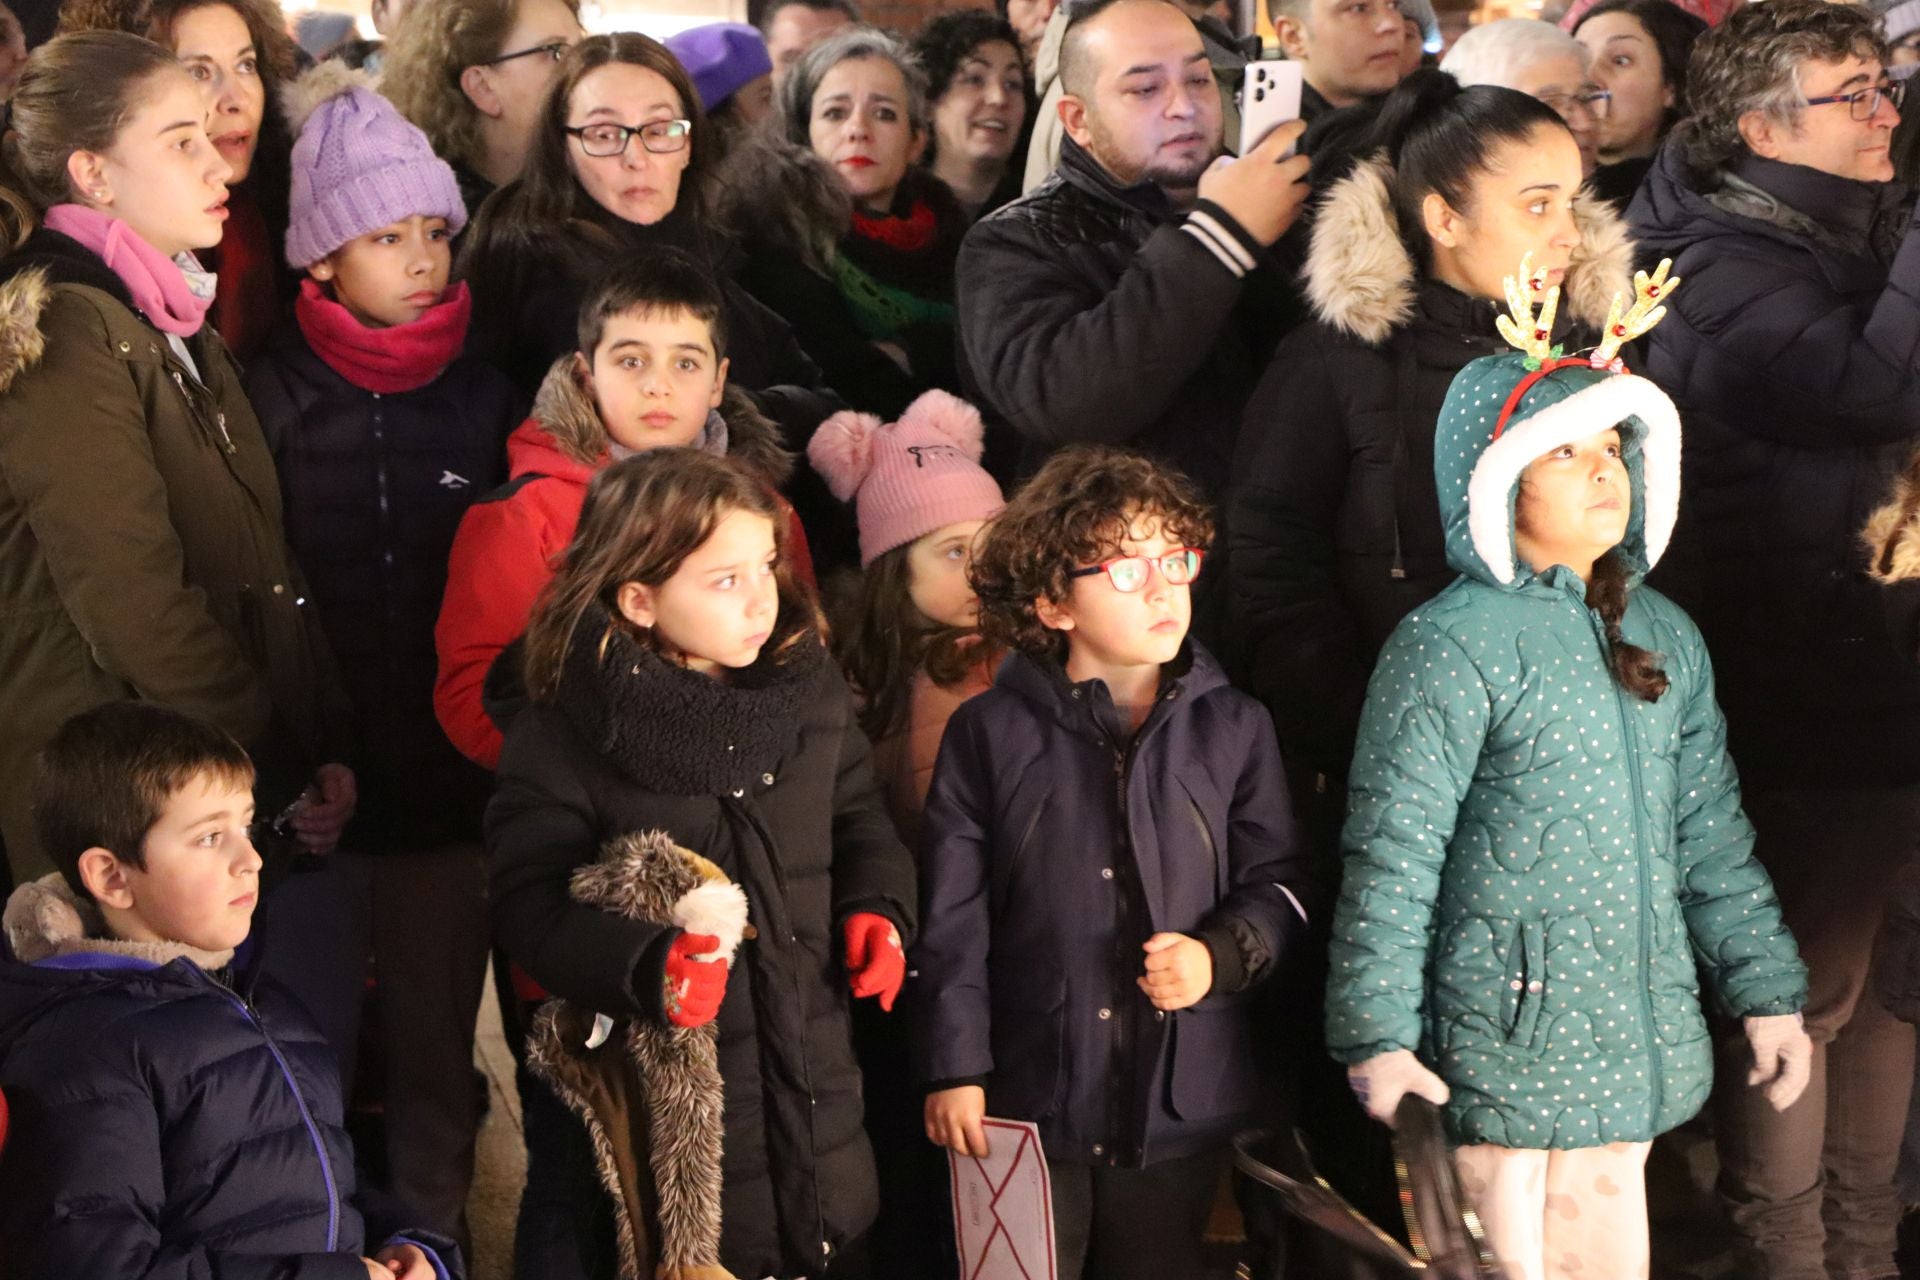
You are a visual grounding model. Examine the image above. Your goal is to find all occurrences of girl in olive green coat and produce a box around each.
[1326,267,1809,1280]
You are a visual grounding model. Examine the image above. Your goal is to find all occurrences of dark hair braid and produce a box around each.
[1586,550,1668,702]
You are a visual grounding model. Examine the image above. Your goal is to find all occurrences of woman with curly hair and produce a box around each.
[379,0,583,216]
[57,0,300,359]
[917,444,1310,1280]
[912,9,1030,222]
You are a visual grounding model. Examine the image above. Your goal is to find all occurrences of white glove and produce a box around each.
[1745,1013,1812,1112]
[1347,1048,1452,1127]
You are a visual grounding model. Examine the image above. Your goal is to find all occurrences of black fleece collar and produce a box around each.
[552,603,826,796]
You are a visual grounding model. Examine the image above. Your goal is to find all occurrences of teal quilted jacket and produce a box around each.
[1325,352,1807,1149]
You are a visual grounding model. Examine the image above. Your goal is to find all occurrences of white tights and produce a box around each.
[1451,1141,1653,1280]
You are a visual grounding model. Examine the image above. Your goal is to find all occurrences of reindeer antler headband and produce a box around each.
[1489,254,1680,441]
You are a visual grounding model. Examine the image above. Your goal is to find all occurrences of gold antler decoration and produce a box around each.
[1591,258,1681,370]
[1496,253,1562,369]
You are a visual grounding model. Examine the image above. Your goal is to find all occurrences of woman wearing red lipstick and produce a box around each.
[0,32,351,891]
[59,0,301,362]
[241,63,524,1252]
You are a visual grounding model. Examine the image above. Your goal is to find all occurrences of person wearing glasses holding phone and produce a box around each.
[1627,3,1920,1276]
[380,0,583,220]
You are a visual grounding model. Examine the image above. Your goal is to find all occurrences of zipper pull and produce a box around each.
[215,411,235,454]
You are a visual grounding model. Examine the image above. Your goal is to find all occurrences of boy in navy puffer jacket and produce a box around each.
[0,702,459,1280]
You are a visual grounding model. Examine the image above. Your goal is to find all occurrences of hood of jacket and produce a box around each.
[0,229,152,393]
[1435,352,1681,589]
[1305,153,1635,346]
[521,353,794,489]
[3,873,235,969]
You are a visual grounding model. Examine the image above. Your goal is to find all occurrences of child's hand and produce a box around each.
[925,1084,989,1158]
[844,912,906,1012]
[372,1243,436,1278]
[662,932,729,1028]
[1347,1049,1451,1127]
[361,1260,390,1280]
[1138,933,1213,1011]
[1745,1012,1812,1112]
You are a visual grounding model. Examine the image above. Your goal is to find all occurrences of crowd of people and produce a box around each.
[0,0,1917,1277]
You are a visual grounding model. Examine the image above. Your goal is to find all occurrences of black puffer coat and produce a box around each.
[246,318,523,850]
[0,877,457,1280]
[1627,146,1920,786]
[487,608,916,1277]
[956,136,1305,501]
[1229,155,1631,785]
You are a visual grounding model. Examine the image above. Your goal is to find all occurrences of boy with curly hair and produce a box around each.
[914,445,1311,1279]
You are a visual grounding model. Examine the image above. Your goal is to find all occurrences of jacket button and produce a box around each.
[1527,980,1544,994]
[1509,979,1524,991]
[762,772,774,785]
[1100,868,1114,880]
[731,788,744,798]
[117,340,130,352]
[1098,1007,1112,1020]
[1091,1143,1105,1157]
[1154,1010,1166,1022]
[271,583,285,595]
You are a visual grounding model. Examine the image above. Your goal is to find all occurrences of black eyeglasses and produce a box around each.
[1805,79,1905,121]
[564,119,693,157]
[484,40,569,68]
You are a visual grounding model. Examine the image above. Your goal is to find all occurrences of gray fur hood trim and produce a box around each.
[3,873,235,970]
[529,354,794,487]
[1304,153,1635,345]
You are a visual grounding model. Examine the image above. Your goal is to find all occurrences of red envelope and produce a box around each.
[949,1117,1057,1280]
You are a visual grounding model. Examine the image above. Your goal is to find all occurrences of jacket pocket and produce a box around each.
[990,779,1053,913]
[986,973,1067,1121]
[1177,773,1224,898]
[1168,1004,1258,1122]
[1506,920,1545,1051]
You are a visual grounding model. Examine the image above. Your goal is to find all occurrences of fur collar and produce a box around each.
[1866,450,1920,583]
[553,603,826,797]
[529,355,794,488]
[3,873,235,970]
[1303,153,1635,346]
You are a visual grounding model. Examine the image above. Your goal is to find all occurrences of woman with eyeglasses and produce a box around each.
[1229,69,1628,861]
[1575,0,1708,209]
[380,0,584,219]
[1442,17,1608,178]
[718,28,967,424]
[57,0,302,361]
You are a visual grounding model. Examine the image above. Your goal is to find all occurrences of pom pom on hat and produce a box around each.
[807,390,1005,566]
[283,62,467,269]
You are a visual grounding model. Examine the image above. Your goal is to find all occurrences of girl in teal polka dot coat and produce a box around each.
[1325,271,1811,1279]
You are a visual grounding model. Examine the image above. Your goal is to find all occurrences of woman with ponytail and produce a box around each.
[1229,69,1630,845]
[0,32,351,890]
[1325,267,1810,1280]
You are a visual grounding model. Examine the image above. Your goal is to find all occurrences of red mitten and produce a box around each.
[662,932,729,1028]
[844,912,906,1012]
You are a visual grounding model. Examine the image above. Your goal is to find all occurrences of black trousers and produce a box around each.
[1049,1149,1225,1280]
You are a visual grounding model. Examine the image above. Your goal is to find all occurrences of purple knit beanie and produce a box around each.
[283,63,467,269]
[809,390,1006,567]
[664,23,773,112]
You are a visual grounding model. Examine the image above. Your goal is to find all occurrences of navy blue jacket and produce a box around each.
[914,644,1309,1167]
[246,326,521,849]
[1627,147,1920,787]
[0,940,456,1280]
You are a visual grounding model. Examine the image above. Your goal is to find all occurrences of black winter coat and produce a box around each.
[1627,147,1920,786]
[487,609,916,1277]
[915,646,1310,1167]
[246,323,523,850]
[1229,155,1632,785]
[0,889,456,1280]
[955,136,1304,502]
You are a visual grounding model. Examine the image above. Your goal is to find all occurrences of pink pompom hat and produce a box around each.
[807,390,1006,566]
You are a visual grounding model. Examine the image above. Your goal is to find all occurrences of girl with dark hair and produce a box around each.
[912,9,1030,222]
[489,447,914,1278]
[57,0,303,360]
[1327,270,1809,1280]
[1230,69,1630,845]
[1575,0,1707,208]
[0,31,350,887]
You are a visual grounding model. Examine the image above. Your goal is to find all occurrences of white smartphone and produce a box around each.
[1238,59,1304,156]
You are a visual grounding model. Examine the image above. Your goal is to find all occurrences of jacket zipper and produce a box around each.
[1109,738,1139,1165]
[1594,603,1663,1118]
[170,367,236,455]
[205,973,340,1250]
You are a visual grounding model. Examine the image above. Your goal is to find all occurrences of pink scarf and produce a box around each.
[43,204,215,337]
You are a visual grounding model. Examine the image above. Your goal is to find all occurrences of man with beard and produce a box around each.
[956,0,1311,505]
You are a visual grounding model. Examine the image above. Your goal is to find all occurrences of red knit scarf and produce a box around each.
[295,279,473,394]
[850,196,938,252]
